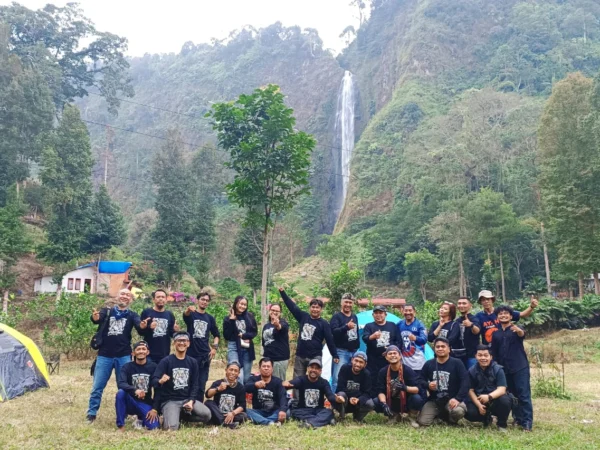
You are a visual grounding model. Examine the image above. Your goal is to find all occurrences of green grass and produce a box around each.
[2,357,600,450]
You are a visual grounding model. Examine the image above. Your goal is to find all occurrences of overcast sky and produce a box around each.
[3,0,363,55]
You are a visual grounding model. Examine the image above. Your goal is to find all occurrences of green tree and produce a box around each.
[208,85,315,324]
[38,105,93,279]
[234,224,264,298]
[404,249,441,302]
[538,73,600,299]
[83,184,126,257]
[314,261,366,314]
[0,188,30,313]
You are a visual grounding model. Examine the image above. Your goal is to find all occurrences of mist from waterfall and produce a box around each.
[335,70,355,218]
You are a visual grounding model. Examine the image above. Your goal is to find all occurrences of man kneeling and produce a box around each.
[375,345,424,427]
[334,351,374,423]
[152,332,211,430]
[205,362,248,428]
[284,359,343,429]
[245,357,287,426]
[466,345,512,432]
[115,341,159,430]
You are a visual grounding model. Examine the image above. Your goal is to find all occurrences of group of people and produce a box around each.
[86,287,538,432]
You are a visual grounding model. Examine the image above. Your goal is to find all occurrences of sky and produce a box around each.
[3,0,363,55]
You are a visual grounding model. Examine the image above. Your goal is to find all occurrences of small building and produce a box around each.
[34,261,132,297]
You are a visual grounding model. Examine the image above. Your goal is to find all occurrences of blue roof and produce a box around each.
[75,261,132,274]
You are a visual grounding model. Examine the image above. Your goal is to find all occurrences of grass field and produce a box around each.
[2,331,600,449]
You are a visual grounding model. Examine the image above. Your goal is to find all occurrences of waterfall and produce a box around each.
[335,70,355,218]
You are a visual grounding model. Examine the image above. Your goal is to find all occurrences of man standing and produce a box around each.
[152,331,212,430]
[140,289,177,363]
[418,337,469,427]
[334,351,374,423]
[476,290,537,345]
[279,288,339,383]
[244,358,288,426]
[261,303,290,381]
[362,306,400,382]
[115,341,159,431]
[87,289,143,424]
[330,293,360,393]
[183,292,220,401]
[375,345,424,427]
[466,345,512,432]
[205,362,248,428]
[455,297,481,369]
[284,359,344,429]
[491,305,533,432]
[397,304,428,376]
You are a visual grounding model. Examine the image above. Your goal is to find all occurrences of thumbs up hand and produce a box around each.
[347,319,356,330]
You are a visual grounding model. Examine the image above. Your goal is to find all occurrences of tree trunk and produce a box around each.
[594,272,600,295]
[540,222,552,295]
[2,289,8,314]
[420,281,427,302]
[578,272,584,300]
[260,223,270,327]
[458,248,466,297]
[253,289,257,306]
[499,248,506,302]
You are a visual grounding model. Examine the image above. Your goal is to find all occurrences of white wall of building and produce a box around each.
[61,267,95,293]
[34,276,58,293]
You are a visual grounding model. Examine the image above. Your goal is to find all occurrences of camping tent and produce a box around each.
[0,323,49,401]
[322,310,434,381]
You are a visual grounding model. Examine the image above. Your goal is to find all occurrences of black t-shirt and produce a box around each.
[330,312,360,352]
[336,364,371,404]
[289,375,336,409]
[207,379,246,413]
[118,360,157,405]
[262,320,290,362]
[92,307,142,358]
[280,290,338,359]
[244,375,287,412]
[362,321,400,368]
[152,354,199,405]
[455,314,482,358]
[140,308,176,360]
[183,310,220,358]
[421,357,469,402]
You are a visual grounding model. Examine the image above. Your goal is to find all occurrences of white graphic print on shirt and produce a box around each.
[401,331,411,351]
[219,394,236,413]
[236,320,246,335]
[153,318,169,337]
[193,320,208,339]
[263,327,275,346]
[304,389,320,408]
[257,388,274,407]
[433,370,450,391]
[132,373,150,393]
[376,331,391,348]
[346,380,361,392]
[439,329,449,339]
[172,368,190,390]
[108,317,127,336]
[300,323,317,341]
[347,327,358,341]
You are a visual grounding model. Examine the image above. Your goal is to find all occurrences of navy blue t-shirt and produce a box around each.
[184,310,220,358]
[455,314,482,358]
[140,308,176,361]
[262,319,290,362]
[330,312,360,352]
[92,307,142,358]
[476,309,520,345]
[490,325,528,374]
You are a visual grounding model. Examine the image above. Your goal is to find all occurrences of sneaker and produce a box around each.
[498,427,508,433]
[133,419,144,430]
[86,415,96,424]
[299,421,313,430]
[227,423,239,429]
[409,418,420,429]
[268,421,276,426]
[329,418,336,426]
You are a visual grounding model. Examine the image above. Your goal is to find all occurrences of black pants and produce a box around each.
[374,394,425,414]
[334,393,374,421]
[290,407,334,428]
[194,355,211,402]
[366,359,387,396]
[466,394,512,428]
[204,401,248,426]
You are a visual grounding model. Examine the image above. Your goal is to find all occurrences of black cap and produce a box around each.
[373,305,387,312]
[133,340,149,350]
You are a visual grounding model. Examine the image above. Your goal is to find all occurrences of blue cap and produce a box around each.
[352,351,368,362]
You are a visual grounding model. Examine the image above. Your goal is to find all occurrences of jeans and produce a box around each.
[87,355,131,417]
[247,409,282,425]
[114,389,159,430]
[506,367,533,430]
[227,342,253,383]
[466,394,512,428]
[290,407,333,428]
[331,349,354,392]
[161,399,211,430]
[272,360,289,381]
[205,401,248,426]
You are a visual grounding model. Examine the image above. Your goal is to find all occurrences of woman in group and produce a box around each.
[427,302,462,358]
[261,303,290,380]
[223,295,257,383]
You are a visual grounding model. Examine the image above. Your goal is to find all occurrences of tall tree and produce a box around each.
[538,73,600,299]
[38,105,93,272]
[149,130,194,287]
[404,249,441,302]
[208,85,315,324]
[0,187,30,313]
[83,184,126,257]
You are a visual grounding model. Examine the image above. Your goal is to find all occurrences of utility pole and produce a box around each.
[104,126,114,186]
